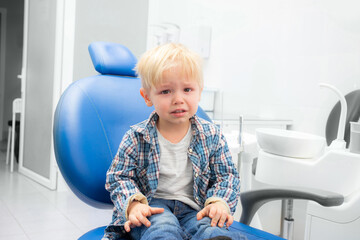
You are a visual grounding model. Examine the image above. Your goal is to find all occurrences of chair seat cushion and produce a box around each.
[229,221,284,240]
[78,226,108,240]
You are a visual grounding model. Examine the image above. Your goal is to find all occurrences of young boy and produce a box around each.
[103,43,245,240]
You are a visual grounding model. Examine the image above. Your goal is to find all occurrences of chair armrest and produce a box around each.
[239,187,344,225]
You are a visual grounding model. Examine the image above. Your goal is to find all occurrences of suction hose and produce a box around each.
[319,83,347,149]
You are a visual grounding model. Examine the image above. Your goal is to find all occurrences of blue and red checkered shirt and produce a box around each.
[105,112,240,228]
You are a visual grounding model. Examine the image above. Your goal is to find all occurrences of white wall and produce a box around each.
[148,0,360,137]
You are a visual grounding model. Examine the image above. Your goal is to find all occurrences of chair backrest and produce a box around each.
[53,42,211,209]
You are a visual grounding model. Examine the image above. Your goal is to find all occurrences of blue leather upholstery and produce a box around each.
[78,227,108,240]
[89,41,138,77]
[53,42,283,239]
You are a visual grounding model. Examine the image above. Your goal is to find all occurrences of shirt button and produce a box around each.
[189,148,193,153]
[195,173,198,178]
[195,196,199,201]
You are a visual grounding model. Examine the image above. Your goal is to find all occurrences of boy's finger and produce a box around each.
[218,212,227,228]
[129,215,141,227]
[211,216,220,227]
[124,221,131,232]
[196,208,207,220]
[149,207,164,215]
[137,214,151,228]
[226,215,234,228]
[210,209,220,227]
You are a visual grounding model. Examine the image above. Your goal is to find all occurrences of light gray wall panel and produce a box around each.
[73,0,149,81]
[23,0,56,178]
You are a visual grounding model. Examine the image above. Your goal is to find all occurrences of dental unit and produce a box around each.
[253,83,360,239]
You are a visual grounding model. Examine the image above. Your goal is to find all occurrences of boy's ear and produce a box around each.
[140,88,153,107]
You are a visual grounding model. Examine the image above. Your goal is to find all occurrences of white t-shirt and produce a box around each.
[154,127,200,210]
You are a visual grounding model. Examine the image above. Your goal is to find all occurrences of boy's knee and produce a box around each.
[196,216,212,227]
[139,217,185,240]
[148,210,176,225]
[191,217,232,239]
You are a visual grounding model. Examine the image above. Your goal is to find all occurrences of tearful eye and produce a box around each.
[161,90,170,94]
[184,88,192,92]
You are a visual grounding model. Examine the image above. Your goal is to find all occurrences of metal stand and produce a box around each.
[281,199,294,240]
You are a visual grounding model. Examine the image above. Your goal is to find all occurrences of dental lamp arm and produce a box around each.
[239,188,344,225]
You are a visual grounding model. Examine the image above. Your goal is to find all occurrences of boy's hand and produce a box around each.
[196,202,233,228]
[124,201,164,232]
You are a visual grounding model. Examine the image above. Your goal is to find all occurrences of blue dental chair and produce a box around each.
[53,42,343,240]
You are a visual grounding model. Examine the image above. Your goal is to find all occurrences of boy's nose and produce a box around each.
[172,92,184,104]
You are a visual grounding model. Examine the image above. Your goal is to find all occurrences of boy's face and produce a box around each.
[140,66,202,131]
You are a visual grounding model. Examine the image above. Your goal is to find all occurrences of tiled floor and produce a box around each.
[0,141,113,240]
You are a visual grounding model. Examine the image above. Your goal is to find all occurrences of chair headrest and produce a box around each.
[88,41,138,77]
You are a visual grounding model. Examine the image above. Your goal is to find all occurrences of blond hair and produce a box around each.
[135,43,203,89]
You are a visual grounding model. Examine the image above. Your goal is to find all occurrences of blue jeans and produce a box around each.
[129,198,247,240]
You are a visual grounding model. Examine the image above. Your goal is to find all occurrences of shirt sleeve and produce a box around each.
[206,130,241,215]
[105,130,144,224]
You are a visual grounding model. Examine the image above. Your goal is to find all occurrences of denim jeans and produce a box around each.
[129,198,247,240]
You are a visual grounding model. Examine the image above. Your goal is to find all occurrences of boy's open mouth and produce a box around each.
[171,109,186,113]
[171,109,187,117]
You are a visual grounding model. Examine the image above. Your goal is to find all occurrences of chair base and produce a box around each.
[78,222,284,240]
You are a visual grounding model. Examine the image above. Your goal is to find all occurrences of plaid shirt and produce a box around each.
[105,112,240,229]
